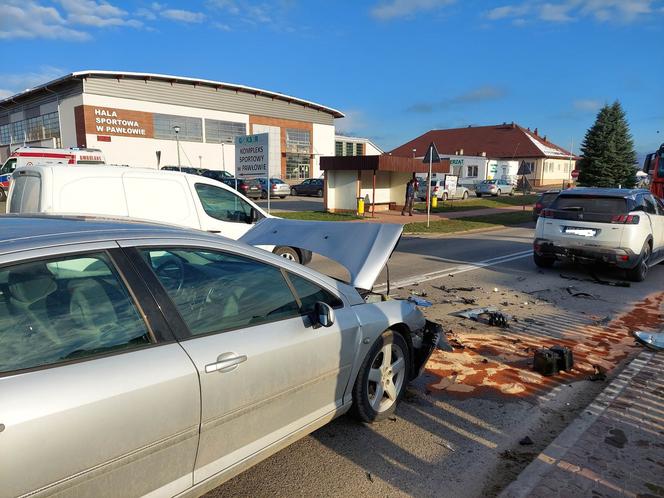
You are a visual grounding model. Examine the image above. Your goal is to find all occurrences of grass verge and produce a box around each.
[273,211,362,221]
[413,194,538,213]
[403,210,534,233]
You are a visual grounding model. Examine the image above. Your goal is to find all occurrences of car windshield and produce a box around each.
[272,179,285,184]
[482,180,496,184]
[552,195,628,214]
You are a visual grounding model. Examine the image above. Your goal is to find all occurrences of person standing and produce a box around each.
[402,176,416,216]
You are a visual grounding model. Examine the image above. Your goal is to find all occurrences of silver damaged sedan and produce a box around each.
[0,215,442,497]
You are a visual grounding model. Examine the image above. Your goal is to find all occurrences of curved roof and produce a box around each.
[0,70,345,119]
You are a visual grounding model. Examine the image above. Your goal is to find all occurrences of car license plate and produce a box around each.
[564,227,597,237]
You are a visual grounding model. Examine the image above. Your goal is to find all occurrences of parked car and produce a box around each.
[7,164,311,264]
[533,188,664,281]
[475,179,515,197]
[533,190,561,220]
[291,178,324,197]
[201,172,262,200]
[161,166,209,176]
[200,169,234,180]
[258,178,290,199]
[0,215,443,497]
[417,179,470,201]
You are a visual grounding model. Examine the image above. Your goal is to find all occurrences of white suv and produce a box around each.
[533,188,664,281]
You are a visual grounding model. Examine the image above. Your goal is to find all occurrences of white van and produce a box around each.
[6,164,311,264]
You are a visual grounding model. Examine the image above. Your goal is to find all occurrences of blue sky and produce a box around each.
[1,0,663,158]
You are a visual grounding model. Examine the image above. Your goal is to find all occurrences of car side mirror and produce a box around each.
[247,207,260,224]
[314,301,335,328]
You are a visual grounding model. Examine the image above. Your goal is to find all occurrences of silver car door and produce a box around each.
[0,247,200,498]
[130,246,360,485]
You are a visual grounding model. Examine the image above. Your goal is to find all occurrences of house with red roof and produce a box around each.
[390,122,577,187]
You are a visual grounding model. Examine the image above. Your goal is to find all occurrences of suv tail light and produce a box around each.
[541,209,554,218]
[611,214,640,224]
[535,202,543,210]
[240,184,248,191]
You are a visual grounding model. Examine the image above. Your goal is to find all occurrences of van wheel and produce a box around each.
[352,330,410,423]
[0,187,6,202]
[626,242,651,282]
[476,193,482,198]
[462,191,468,200]
[273,246,301,264]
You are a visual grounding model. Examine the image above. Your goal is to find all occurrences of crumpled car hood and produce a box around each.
[240,218,402,291]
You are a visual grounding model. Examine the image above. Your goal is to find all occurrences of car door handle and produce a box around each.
[205,353,247,374]
[207,230,221,234]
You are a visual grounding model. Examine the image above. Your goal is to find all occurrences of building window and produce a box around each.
[355,142,364,155]
[154,114,202,142]
[0,124,10,145]
[286,129,310,154]
[335,141,343,156]
[467,165,478,177]
[345,142,354,156]
[0,111,61,146]
[286,129,311,180]
[205,119,246,144]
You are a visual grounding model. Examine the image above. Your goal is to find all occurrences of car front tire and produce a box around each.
[291,188,297,196]
[352,330,410,423]
[316,189,323,197]
[626,242,651,282]
[533,252,555,268]
[476,193,482,197]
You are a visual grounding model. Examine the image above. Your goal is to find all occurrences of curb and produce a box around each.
[403,221,533,237]
[498,350,656,498]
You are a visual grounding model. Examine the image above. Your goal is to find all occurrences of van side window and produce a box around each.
[0,253,151,374]
[1,158,17,175]
[195,183,256,224]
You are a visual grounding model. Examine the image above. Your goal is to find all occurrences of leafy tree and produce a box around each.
[577,101,637,188]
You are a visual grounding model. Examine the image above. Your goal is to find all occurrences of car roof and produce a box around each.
[558,187,649,198]
[0,215,233,256]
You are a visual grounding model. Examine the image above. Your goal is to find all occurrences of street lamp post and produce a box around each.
[173,125,181,171]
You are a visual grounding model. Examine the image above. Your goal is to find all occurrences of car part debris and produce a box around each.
[566,287,596,299]
[587,364,607,381]
[559,273,630,288]
[436,440,456,452]
[407,296,432,307]
[533,348,557,376]
[593,316,611,326]
[452,307,512,325]
[633,330,664,351]
[550,345,574,371]
[435,285,478,292]
[519,436,534,446]
[410,290,428,297]
[365,472,374,483]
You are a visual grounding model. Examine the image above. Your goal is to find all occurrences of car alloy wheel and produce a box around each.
[273,246,301,264]
[291,188,297,196]
[316,189,323,197]
[353,330,410,422]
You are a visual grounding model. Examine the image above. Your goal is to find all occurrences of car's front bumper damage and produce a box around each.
[410,320,449,380]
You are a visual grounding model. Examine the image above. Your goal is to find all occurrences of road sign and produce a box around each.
[571,169,580,179]
[235,133,268,179]
[422,142,441,164]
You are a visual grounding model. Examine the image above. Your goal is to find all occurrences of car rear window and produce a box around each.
[9,174,41,213]
[541,193,559,203]
[552,195,628,214]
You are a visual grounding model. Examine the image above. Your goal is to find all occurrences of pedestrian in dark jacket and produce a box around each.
[402,177,416,216]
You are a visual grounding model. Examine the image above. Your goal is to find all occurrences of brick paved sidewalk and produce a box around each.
[501,350,664,498]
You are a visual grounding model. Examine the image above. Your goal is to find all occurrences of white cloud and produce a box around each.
[484,0,658,24]
[208,0,271,23]
[161,9,206,23]
[336,110,367,135]
[0,66,67,97]
[0,1,89,40]
[58,0,142,28]
[370,0,456,20]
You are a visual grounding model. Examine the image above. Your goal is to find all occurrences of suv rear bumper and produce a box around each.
[533,238,638,268]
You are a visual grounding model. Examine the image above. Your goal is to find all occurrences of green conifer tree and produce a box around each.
[577,101,637,188]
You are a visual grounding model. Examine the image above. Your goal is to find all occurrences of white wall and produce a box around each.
[313,123,335,178]
[364,141,383,156]
[327,170,357,211]
[80,93,248,171]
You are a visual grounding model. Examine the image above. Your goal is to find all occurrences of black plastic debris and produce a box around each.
[452,307,511,328]
[550,345,574,371]
[559,273,630,288]
[587,364,607,381]
[566,287,596,299]
[519,436,534,446]
[533,348,557,376]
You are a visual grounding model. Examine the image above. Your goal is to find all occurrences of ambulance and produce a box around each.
[0,147,106,200]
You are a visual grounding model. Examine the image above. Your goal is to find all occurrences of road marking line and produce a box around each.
[374,249,532,292]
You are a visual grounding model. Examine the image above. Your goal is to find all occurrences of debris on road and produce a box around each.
[453,307,511,328]
[435,285,479,292]
[559,272,630,288]
[633,330,664,351]
[565,287,596,299]
[533,348,557,376]
[365,472,374,483]
[519,436,534,446]
[587,364,607,382]
[407,295,432,307]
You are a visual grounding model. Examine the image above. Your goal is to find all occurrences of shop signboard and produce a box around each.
[235,133,269,179]
[444,174,458,195]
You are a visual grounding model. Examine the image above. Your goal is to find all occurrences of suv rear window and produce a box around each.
[540,192,559,203]
[552,195,628,214]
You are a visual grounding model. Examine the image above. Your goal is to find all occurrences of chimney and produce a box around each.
[543,135,547,141]
[481,151,486,157]
[459,148,464,155]
[534,128,538,136]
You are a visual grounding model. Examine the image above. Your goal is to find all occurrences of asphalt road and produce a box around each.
[206,226,663,497]
[256,195,324,212]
